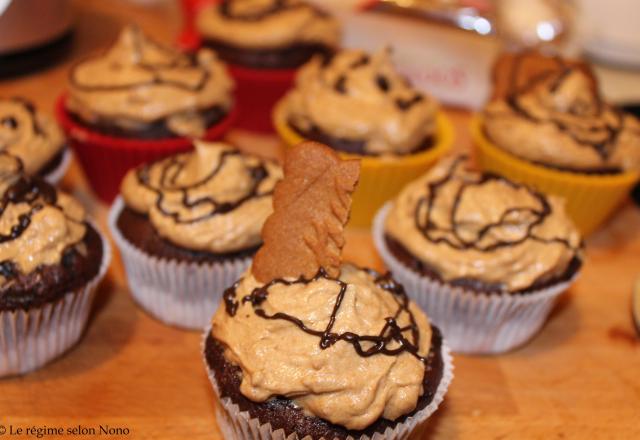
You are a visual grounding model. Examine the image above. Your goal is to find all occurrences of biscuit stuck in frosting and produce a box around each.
[213,141,436,431]
[252,142,359,282]
[0,98,65,176]
[121,141,282,254]
[67,25,234,139]
[385,156,583,292]
[484,51,640,173]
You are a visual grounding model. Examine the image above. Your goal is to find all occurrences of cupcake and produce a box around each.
[194,0,340,132]
[0,97,71,184]
[56,25,236,202]
[274,48,453,226]
[373,156,583,354]
[473,50,640,234]
[109,141,282,330]
[0,153,111,377]
[204,142,452,439]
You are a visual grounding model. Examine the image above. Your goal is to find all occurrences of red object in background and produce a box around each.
[228,64,296,133]
[55,94,237,203]
[178,0,297,133]
[177,0,212,52]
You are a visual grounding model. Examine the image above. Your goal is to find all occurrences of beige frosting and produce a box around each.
[283,49,439,155]
[196,0,340,50]
[121,141,282,253]
[385,157,582,292]
[0,154,86,284]
[67,25,234,138]
[483,69,640,172]
[0,98,65,175]
[212,264,432,430]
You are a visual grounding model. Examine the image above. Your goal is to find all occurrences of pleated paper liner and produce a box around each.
[273,99,454,228]
[471,115,640,236]
[108,197,252,331]
[202,326,454,440]
[0,224,112,377]
[373,203,580,354]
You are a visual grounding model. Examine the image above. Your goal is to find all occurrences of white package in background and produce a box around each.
[309,0,501,110]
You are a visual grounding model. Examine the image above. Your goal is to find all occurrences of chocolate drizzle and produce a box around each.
[135,149,274,224]
[1,117,17,129]
[414,157,579,253]
[69,27,210,94]
[0,153,86,282]
[0,163,58,245]
[396,95,424,111]
[323,52,427,116]
[0,153,57,248]
[0,97,45,140]
[224,267,428,364]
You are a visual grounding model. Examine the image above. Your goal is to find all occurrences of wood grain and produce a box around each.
[1,1,639,439]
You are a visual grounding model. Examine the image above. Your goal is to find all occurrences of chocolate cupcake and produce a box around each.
[473,51,640,234]
[204,142,452,439]
[0,97,70,184]
[192,0,340,133]
[195,0,340,70]
[57,25,237,202]
[0,153,111,377]
[483,53,640,174]
[108,141,282,330]
[280,48,439,156]
[373,156,583,353]
[273,48,452,226]
[66,25,234,140]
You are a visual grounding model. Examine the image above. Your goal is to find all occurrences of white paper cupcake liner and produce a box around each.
[108,197,253,331]
[372,203,580,355]
[202,327,454,440]
[0,223,111,377]
[42,148,73,185]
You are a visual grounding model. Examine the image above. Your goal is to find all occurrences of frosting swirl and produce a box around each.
[121,141,282,253]
[0,153,86,284]
[0,98,65,175]
[483,66,640,172]
[213,264,432,430]
[282,49,439,155]
[67,25,234,139]
[385,157,582,292]
[196,0,340,51]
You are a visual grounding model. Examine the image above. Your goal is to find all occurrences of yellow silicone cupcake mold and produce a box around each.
[471,115,640,235]
[274,100,454,227]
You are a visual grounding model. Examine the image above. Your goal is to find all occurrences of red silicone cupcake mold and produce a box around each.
[178,0,297,133]
[55,94,237,203]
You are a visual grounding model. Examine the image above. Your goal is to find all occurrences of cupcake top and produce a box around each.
[120,141,282,254]
[66,25,234,139]
[385,156,582,293]
[196,0,340,51]
[282,49,439,155]
[0,98,65,175]
[213,264,432,430]
[483,53,640,173]
[212,142,436,431]
[0,153,87,282]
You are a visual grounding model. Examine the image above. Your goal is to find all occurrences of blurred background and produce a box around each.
[3,0,640,109]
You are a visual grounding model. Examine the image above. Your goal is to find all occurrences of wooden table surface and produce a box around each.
[1,1,639,439]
